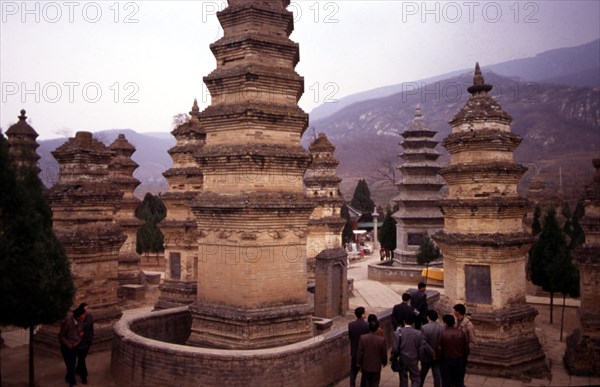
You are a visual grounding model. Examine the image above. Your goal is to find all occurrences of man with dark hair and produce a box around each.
[59,308,85,387]
[349,306,369,387]
[392,292,414,331]
[357,319,388,387]
[453,303,476,378]
[410,282,428,330]
[420,310,443,387]
[75,303,94,385]
[436,314,469,387]
[394,314,422,387]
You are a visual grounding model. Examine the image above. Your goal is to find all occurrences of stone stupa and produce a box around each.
[187,0,315,349]
[392,105,444,279]
[433,64,549,378]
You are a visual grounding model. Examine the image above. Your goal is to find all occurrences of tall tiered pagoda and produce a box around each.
[45,131,125,350]
[108,134,145,296]
[187,0,315,349]
[304,132,345,283]
[433,64,548,377]
[565,158,600,375]
[5,109,40,172]
[393,105,444,277]
[156,100,206,310]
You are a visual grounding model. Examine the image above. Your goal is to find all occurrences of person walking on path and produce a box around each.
[349,306,370,387]
[357,319,388,387]
[419,310,444,387]
[368,314,385,337]
[436,314,469,387]
[394,314,422,387]
[410,282,428,330]
[392,292,414,331]
[59,308,84,387]
[75,303,94,385]
[453,303,476,377]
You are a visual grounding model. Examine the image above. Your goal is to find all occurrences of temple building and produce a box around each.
[564,158,600,375]
[108,134,145,299]
[5,109,40,172]
[155,100,205,310]
[304,132,345,283]
[392,105,444,278]
[44,131,125,350]
[433,64,548,377]
[187,0,315,349]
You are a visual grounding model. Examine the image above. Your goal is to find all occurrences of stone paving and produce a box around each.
[2,254,599,386]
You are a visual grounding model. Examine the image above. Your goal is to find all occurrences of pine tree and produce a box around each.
[135,193,166,255]
[377,209,397,256]
[416,234,441,283]
[350,179,375,223]
[0,133,74,386]
[528,207,579,325]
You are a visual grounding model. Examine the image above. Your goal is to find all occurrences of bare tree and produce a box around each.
[53,127,73,138]
[172,113,190,129]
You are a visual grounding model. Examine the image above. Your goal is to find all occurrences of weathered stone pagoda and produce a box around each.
[155,100,205,310]
[45,131,125,350]
[304,132,345,283]
[393,105,444,278]
[433,64,548,377]
[565,158,600,375]
[108,134,145,299]
[187,0,314,349]
[5,109,40,172]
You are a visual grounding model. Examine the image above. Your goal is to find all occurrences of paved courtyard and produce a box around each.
[1,253,599,386]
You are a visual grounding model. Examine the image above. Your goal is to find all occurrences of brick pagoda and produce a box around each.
[45,131,125,350]
[433,64,548,378]
[108,134,145,298]
[393,105,444,278]
[187,0,314,349]
[304,132,345,283]
[156,100,205,310]
[5,109,40,172]
[564,158,600,375]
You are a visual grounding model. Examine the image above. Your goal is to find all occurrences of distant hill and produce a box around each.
[38,129,174,197]
[305,71,599,206]
[309,39,600,122]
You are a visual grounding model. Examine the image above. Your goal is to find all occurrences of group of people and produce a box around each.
[58,303,94,387]
[348,282,476,387]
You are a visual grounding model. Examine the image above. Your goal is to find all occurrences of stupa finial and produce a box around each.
[467,62,493,95]
[190,99,200,116]
[19,109,27,121]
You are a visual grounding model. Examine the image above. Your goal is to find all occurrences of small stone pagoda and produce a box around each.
[433,64,548,377]
[304,132,345,283]
[155,100,206,310]
[564,158,600,375]
[5,109,40,172]
[108,134,145,299]
[393,105,444,278]
[44,131,125,350]
[187,0,315,349]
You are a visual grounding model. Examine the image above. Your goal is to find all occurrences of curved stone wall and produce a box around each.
[111,307,357,386]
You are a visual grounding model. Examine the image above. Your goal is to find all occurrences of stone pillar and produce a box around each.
[314,248,348,318]
[39,131,125,352]
[372,211,379,251]
[187,0,314,349]
[564,158,600,376]
[433,64,548,378]
[155,100,205,310]
[393,106,444,277]
[304,133,345,283]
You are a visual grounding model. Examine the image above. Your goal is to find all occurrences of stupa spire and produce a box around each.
[467,62,493,95]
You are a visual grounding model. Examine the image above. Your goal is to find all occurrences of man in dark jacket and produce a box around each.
[436,314,469,387]
[75,303,94,384]
[410,282,428,330]
[348,306,369,387]
[392,292,414,331]
[357,320,388,387]
[420,310,444,387]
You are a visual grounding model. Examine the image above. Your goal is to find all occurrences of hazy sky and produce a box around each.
[1,1,599,139]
